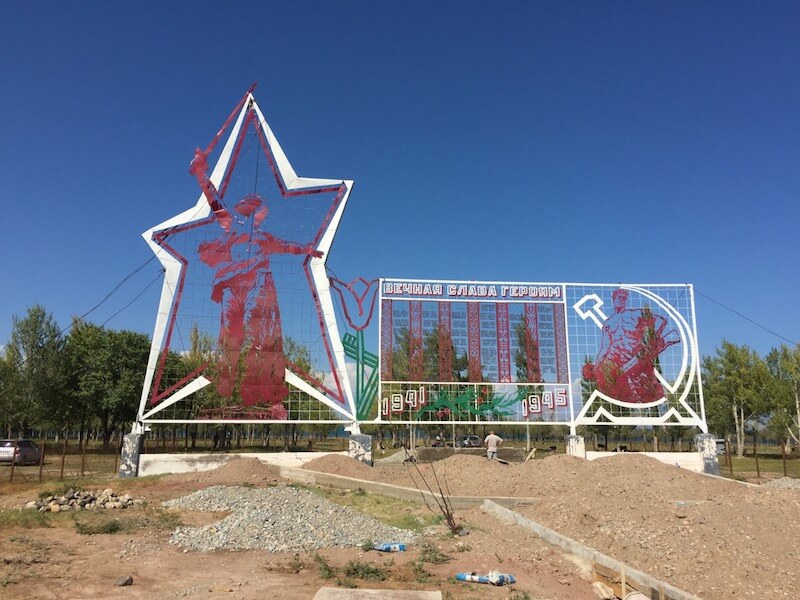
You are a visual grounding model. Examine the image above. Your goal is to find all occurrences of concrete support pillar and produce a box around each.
[695,433,720,476]
[565,435,586,458]
[118,433,144,478]
[348,434,373,466]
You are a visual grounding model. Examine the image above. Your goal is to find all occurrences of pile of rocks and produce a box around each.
[24,488,143,513]
[163,484,416,553]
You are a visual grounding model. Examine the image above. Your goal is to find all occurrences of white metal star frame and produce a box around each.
[135,90,356,428]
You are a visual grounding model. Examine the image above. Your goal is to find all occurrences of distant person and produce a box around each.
[484,430,503,460]
[212,431,220,450]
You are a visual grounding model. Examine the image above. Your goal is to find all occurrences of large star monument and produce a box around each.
[134,87,357,430]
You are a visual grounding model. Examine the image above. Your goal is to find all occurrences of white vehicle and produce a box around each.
[0,439,42,465]
[457,435,482,448]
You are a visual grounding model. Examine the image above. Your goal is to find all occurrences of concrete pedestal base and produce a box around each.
[565,435,586,458]
[348,434,373,466]
[695,433,720,475]
[118,433,143,478]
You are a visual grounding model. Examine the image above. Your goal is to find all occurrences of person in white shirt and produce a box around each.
[484,430,503,460]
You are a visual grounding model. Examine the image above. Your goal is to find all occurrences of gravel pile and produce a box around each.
[163,485,415,553]
[763,476,800,489]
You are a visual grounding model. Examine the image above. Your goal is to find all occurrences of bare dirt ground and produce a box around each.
[0,458,597,600]
[303,453,800,598]
[3,453,798,599]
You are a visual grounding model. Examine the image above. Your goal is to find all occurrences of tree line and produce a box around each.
[1,305,798,456]
[0,306,150,448]
[704,340,800,457]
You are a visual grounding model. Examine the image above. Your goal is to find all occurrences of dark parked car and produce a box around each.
[0,439,42,465]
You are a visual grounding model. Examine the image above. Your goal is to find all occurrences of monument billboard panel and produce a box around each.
[378,279,705,431]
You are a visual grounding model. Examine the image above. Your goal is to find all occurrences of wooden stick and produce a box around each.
[754,434,760,479]
[38,442,46,483]
[9,439,18,483]
[726,440,734,478]
[782,441,788,477]
[60,435,68,480]
[81,438,87,477]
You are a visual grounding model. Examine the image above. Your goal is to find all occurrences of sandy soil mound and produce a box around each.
[161,457,282,487]
[301,453,377,479]
[301,452,800,598]
[305,453,738,499]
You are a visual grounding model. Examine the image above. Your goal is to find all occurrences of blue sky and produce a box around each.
[1,1,798,358]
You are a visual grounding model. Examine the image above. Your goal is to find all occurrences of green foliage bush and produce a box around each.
[342,559,388,581]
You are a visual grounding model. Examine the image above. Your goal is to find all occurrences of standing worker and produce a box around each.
[484,430,503,460]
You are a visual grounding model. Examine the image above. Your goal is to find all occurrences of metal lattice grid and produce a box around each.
[138,92,355,427]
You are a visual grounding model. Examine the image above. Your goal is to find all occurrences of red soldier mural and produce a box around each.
[192,150,322,419]
[582,288,678,404]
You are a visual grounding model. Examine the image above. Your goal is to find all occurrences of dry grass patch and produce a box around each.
[304,485,441,532]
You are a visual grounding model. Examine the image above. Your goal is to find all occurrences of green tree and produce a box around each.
[61,319,95,444]
[657,425,696,451]
[178,324,222,446]
[390,327,410,380]
[703,341,770,458]
[421,325,468,382]
[765,344,800,449]
[282,337,337,448]
[68,322,150,449]
[5,305,67,436]
[514,320,541,384]
[0,351,19,437]
[392,325,467,382]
